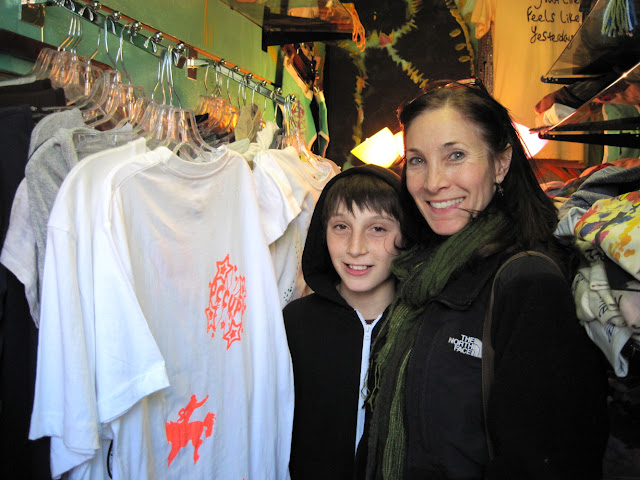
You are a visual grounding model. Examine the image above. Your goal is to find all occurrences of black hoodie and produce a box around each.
[283,165,402,480]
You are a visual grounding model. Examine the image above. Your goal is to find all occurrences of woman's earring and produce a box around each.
[496,183,504,197]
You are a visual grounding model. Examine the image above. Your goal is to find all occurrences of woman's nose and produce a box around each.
[424,164,448,192]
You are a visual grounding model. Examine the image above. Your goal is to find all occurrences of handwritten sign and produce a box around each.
[527,0,581,44]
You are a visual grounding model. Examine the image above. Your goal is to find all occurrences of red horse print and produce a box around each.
[165,394,216,466]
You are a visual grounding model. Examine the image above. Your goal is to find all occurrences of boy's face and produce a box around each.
[326,202,402,303]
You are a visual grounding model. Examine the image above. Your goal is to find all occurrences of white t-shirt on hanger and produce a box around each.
[30,138,153,478]
[32,144,294,479]
[254,146,339,307]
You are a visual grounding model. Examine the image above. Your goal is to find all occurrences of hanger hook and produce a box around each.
[70,11,84,53]
[204,62,211,96]
[103,16,117,69]
[152,47,164,102]
[237,74,244,108]
[117,26,132,84]
[245,73,255,105]
[261,80,268,113]
[89,17,101,62]
[226,66,237,104]
[58,14,74,51]
[215,60,224,98]
[165,46,182,108]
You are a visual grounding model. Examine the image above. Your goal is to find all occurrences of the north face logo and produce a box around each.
[448,334,482,358]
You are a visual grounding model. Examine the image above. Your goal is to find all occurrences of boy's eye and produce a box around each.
[332,223,347,230]
[371,226,387,233]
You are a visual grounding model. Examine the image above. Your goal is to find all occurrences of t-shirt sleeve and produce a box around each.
[253,151,302,246]
[91,219,170,423]
[0,179,40,324]
[29,226,101,477]
[471,0,494,39]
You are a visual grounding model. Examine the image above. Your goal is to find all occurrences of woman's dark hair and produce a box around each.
[398,80,570,266]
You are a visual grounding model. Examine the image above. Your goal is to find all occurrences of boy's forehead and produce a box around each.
[330,202,393,218]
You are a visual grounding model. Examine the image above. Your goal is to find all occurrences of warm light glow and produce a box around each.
[394,131,404,157]
[350,128,402,168]
[514,122,548,157]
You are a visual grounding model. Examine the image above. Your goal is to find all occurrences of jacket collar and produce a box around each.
[433,251,508,310]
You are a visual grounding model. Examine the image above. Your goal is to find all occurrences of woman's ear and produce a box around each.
[494,144,512,183]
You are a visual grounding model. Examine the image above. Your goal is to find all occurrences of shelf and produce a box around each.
[220,0,354,49]
[538,59,640,147]
[542,0,640,84]
[536,0,640,148]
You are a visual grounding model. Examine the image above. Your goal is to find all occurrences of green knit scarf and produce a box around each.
[365,210,508,479]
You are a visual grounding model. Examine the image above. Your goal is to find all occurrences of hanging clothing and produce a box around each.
[0,104,51,480]
[30,144,294,479]
[25,124,94,300]
[230,121,340,307]
[1,109,87,326]
[0,105,33,254]
[255,146,340,306]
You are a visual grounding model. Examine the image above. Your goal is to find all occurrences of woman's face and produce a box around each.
[404,106,511,236]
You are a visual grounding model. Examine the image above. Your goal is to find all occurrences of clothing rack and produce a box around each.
[46,0,286,105]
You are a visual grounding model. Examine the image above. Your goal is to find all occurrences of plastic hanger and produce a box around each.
[72,12,142,154]
[77,15,122,121]
[90,26,145,130]
[40,10,82,86]
[282,94,327,171]
[155,46,217,160]
[198,61,232,137]
[54,10,106,106]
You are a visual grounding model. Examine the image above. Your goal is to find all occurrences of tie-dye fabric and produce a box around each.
[575,191,640,281]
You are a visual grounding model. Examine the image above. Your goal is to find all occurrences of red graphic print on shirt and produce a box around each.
[165,394,216,467]
[205,254,247,349]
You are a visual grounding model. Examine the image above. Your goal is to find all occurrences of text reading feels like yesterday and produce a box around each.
[527,0,581,44]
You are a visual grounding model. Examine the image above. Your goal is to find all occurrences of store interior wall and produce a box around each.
[323,0,478,167]
[0,0,286,126]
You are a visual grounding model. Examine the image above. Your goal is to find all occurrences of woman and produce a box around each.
[363,79,609,479]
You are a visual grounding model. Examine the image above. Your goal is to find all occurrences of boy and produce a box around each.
[283,165,407,480]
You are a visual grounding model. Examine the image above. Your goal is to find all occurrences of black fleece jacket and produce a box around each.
[403,250,609,480]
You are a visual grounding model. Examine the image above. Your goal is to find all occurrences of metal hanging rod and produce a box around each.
[186,58,285,105]
[48,0,286,104]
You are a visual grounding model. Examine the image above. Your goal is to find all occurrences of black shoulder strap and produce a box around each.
[482,250,563,460]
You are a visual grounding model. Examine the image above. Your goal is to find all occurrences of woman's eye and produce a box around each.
[406,156,424,166]
[332,223,347,231]
[450,151,465,161]
[372,226,386,233]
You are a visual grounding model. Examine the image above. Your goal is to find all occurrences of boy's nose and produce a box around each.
[347,231,367,256]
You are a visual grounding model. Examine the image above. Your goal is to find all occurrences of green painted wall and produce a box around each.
[0,0,283,119]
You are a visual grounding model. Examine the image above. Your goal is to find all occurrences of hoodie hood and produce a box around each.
[301,164,403,302]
